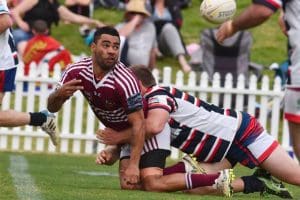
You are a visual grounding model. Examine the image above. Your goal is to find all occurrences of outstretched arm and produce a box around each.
[57,5,104,28]
[47,79,83,112]
[216,3,275,43]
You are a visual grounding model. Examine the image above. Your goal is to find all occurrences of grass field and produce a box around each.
[0,152,299,200]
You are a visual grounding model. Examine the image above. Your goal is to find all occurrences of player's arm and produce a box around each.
[97,108,169,144]
[11,0,38,32]
[125,108,145,184]
[47,79,83,112]
[217,3,275,43]
[0,13,12,34]
[146,108,169,136]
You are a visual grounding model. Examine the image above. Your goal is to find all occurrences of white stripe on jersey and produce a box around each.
[60,61,92,84]
[172,98,239,142]
[116,62,139,95]
[120,123,171,158]
[79,71,93,82]
[268,0,282,7]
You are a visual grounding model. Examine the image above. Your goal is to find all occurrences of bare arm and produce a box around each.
[97,108,170,144]
[47,79,84,112]
[125,109,145,179]
[217,3,275,43]
[117,14,143,37]
[11,0,38,32]
[0,13,13,34]
[57,5,104,27]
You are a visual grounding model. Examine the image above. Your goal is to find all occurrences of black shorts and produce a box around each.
[120,149,170,169]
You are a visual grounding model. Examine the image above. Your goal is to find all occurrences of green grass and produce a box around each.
[51,0,287,73]
[0,152,299,200]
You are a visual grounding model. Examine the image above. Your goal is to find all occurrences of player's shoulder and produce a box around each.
[64,57,92,73]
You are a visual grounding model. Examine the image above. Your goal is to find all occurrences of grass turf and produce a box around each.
[0,152,299,200]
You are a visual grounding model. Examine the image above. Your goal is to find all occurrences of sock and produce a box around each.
[241,175,265,193]
[29,112,47,126]
[185,172,220,189]
[163,162,186,175]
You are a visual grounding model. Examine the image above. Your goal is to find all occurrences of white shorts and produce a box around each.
[284,86,300,123]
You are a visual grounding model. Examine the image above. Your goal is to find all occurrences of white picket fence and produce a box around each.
[0,63,295,160]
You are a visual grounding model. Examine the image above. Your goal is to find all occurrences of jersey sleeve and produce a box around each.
[0,0,9,14]
[115,67,143,114]
[253,0,282,12]
[147,90,177,113]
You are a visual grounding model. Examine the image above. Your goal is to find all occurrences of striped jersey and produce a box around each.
[0,0,18,70]
[253,0,289,11]
[144,86,241,162]
[59,58,143,131]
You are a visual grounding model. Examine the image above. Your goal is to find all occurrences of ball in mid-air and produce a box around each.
[200,0,237,24]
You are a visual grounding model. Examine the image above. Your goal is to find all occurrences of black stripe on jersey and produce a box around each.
[164,86,237,118]
[8,32,19,65]
[163,86,182,98]
[195,135,216,161]
[171,127,191,148]
[210,140,230,162]
[186,93,195,103]
[183,130,205,154]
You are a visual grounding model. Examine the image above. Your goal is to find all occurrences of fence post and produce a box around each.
[259,75,270,128]
[24,63,37,151]
[235,74,245,111]
[199,72,209,101]
[247,75,257,116]
[72,91,84,154]
[223,73,233,108]
[187,71,196,96]
[162,67,172,85]
[211,73,221,105]
[270,76,282,140]
[11,64,25,150]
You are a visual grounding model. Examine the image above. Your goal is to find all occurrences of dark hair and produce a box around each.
[93,26,120,43]
[32,20,48,34]
[130,65,157,87]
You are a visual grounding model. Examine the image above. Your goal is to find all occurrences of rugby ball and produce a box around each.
[200,0,236,24]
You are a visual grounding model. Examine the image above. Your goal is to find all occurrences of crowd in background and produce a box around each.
[6,0,194,74]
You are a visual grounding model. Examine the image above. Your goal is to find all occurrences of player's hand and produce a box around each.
[95,149,113,165]
[57,79,84,100]
[123,164,140,188]
[18,21,30,32]
[216,20,237,44]
[96,128,123,145]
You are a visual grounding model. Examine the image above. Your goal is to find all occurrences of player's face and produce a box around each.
[92,34,120,71]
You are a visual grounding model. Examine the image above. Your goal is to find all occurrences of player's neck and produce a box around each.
[93,65,108,81]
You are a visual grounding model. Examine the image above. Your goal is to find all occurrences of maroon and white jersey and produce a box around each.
[59,57,143,131]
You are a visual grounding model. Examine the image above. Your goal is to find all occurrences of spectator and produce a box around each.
[22,20,72,76]
[150,0,191,73]
[216,0,300,161]
[64,0,92,37]
[11,0,104,56]
[116,0,156,69]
